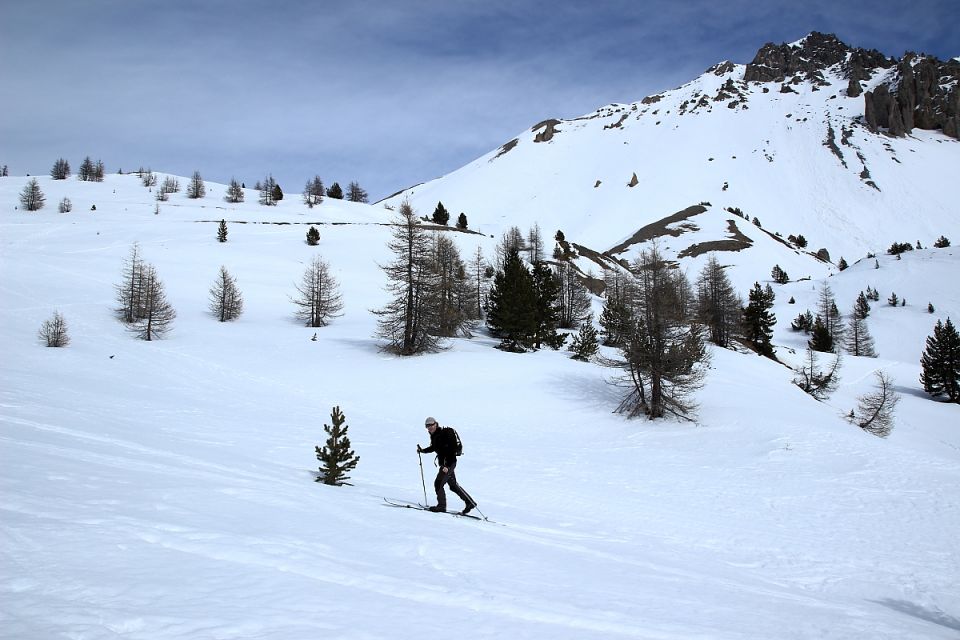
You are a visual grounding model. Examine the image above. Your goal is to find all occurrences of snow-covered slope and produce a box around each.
[1,172,958,639]
[385,35,959,292]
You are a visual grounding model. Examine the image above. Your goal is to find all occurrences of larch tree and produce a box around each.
[431,233,472,337]
[556,261,592,330]
[852,371,900,437]
[186,171,206,199]
[224,178,244,203]
[346,181,368,203]
[209,266,244,322]
[695,254,742,348]
[19,178,45,211]
[304,176,324,207]
[844,313,877,357]
[115,242,147,324]
[130,263,176,340]
[613,245,707,420]
[292,256,344,328]
[38,310,70,347]
[793,348,841,400]
[373,201,442,355]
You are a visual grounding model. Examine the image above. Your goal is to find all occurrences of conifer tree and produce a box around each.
[115,242,147,323]
[456,212,468,229]
[771,264,789,284]
[78,156,95,181]
[258,175,278,206]
[854,292,871,319]
[599,270,634,347]
[19,178,45,211]
[186,171,206,199]
[696,254,742,348]
[315,406,359,485]
[808,315,833,352]
[613,245,706,420]
[556,261,592,330]
[130,264,176,340]
[888,292,899,306]
[326,182,344,199]
[292,256,343,327]
[486,248,536,351]
[816,282,843,349]
[431,201,450,225]
[38,310,70,347]
[852,371,899,437]
[844,314,877,357]
[837,257,848,270]
[224,178,244,203]
[569,315,599,361]
[793,348,841,400]
[373,201,442,355]
[920,317,960,402]
[51,158,71,180]
[304,176,324,207]
[208,266,244,322]
[272,182,284,202]
[431,233,472,337]
[933,235,951,248]
[346,181,368,203]
[217,219,228,243]
[58,197,72,213]
[531,260,562,349]
[306,226,321,246]
[743,282,776,357]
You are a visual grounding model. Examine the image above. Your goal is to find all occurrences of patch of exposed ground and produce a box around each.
[606,205,708,256]
[677,219,754,258]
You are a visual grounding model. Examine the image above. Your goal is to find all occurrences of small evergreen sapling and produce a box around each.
[217,219,228,243]
[306,226,320,246]
[315,406,359,485]
[569,316,599,361]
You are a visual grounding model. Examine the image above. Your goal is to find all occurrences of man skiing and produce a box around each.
[417,416,477,515]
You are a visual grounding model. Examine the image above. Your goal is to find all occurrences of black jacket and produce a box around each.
[422,427,459,467]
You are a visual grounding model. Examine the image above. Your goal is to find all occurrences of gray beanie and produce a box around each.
[424,416,438,426]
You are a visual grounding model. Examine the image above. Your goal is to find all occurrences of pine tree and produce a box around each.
[217,219,228,243]
[853,371,899,437]
[38,310,70,347]
[808,315,833,352]
[292,256,343,327]
[599,269,634,347]
[486,248,537,351]
[208,266,244,322]
[771,264,789,284]
[933,235,951,248]
[19,178,45,211]
[431,233,472,337]
[186,171,206,199]
[569,315,599,361]
[837,257,848,270]
[743,282,776,357]
[326,182,344,199]
[531,260,562,349]
[315,406,359,485]
[888,292,899,306]
[920,317,960,402]
[224,178,244,203]
[346,181,368,203]
[306,226,321,246]
[456,212,468,229]
[431,201,450,225]
[51,158,71,180]
[527,224,545,264]
[816,282,843,349]
[853,292,871,319]
[272,182,284,202]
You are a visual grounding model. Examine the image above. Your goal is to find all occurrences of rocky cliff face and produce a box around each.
[744,32,958,140]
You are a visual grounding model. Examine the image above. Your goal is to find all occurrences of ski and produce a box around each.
[382,497,486,521]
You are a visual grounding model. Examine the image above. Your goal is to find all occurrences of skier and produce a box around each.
[417,416,477,515]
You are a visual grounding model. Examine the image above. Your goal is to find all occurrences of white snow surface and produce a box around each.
[2,171,959,640]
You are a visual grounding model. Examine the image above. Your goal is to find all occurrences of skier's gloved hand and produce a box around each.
[417,444,422,453]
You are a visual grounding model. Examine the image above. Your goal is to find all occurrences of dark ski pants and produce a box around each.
[434,461,475,510]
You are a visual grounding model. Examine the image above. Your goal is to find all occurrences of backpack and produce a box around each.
[447,427,463,457]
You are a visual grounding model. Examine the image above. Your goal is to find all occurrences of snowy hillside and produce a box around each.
[385,34,959,293]
[1,171,958,639]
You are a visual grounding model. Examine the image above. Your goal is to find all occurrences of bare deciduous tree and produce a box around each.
[556,261,592,329]
[852,371,900,437]
[115,243,147,323]
[39,311,70,347]
[373,201,442,355]
[130,264,176,340]
[793,348,841,400]
[19,178,45,211]
[209,266,244,322]
[292,256,343,327]
[186,171,206,199]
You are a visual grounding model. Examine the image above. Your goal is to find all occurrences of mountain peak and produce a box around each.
[744,32,893,83]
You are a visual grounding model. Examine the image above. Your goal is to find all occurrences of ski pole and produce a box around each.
[417,451,428,505]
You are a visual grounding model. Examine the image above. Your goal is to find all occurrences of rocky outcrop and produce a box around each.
[532,119,561,143]
[864,55,960,140]
[744,32,854,83]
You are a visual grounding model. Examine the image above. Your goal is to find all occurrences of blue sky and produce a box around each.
[2,0,956,202]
